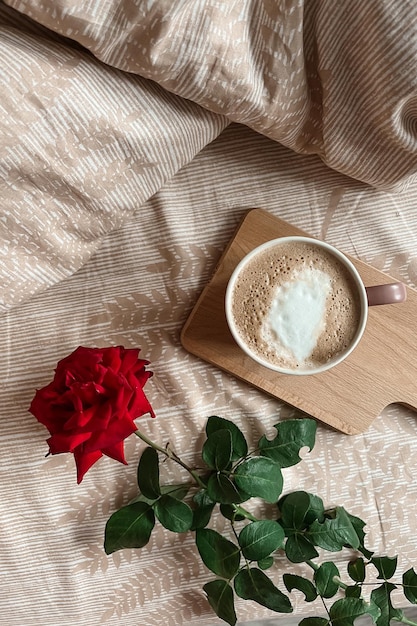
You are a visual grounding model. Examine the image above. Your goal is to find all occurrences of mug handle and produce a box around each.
[366,282,407,306]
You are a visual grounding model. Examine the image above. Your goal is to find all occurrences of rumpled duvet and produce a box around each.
[1,0,416,313]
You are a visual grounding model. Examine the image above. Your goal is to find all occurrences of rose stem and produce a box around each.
[134,429,206,489]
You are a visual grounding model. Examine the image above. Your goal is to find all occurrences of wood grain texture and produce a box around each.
[181,209,417,434]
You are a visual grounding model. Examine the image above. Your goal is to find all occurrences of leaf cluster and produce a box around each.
[103,417,417,626]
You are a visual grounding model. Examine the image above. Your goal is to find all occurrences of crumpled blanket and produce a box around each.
[1,0,416,313]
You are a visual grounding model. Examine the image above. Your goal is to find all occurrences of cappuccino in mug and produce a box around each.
[227,238,363,373]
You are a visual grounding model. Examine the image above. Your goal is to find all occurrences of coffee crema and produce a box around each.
[230,241,362,371]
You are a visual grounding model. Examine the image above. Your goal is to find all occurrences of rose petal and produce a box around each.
[102,346,122,373]
[82,403,113,433]
[63,407,96,430]
[102,367,126,393]
[119,348,141,374]
[47,431,91,454]
[112,385,133,417]
[74,447,103,484]
[87,417,137,452]
[30,393,73,431]
[71,381,107,407]
[102,440,127,465]
[128,386,155,419]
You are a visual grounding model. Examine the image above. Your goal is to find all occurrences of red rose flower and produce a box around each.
[29,346,155,483]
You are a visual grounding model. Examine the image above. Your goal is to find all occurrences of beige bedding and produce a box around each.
[4,0,417,191]
[1,2,417,625]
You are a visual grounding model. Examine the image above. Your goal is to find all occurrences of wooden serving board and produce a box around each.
[181,209,417,434]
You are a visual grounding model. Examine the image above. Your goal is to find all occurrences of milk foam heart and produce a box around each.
[262,268,332,364]
[229,240,362,371]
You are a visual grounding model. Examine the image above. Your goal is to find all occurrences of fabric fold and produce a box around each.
[3,0,416,190]
[0,2,229,313]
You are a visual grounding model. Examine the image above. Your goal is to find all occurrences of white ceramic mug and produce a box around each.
[225,237,407,375]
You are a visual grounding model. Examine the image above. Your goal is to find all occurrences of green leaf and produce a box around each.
[257,556,274,570]
[206,415,248,461]
[238,520,285,561]
[203,579,237,626]
[154,494,193,533]
[284,533,319,563]
[234,567,293,613]
[234,457,283,503]
[314,561,340,598]
[371,582,403,626]
[346,512,374,559]
[348,557,366,583]
[345,585,362,599]
[279,491,324,531]
[371,556,398,580]
[403,568,417,604]
[219,504,246,522]
[308,507,360,551]
[137,447,161,499]
[283,573,317,602]
[259,418,317,467]
[195,528,241,579]
[191,490,215,530]
[207,472,249,504]
[202,429,233,471]
[329,597,380,625]
[299,619,329,626]
[104,502,155,554]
